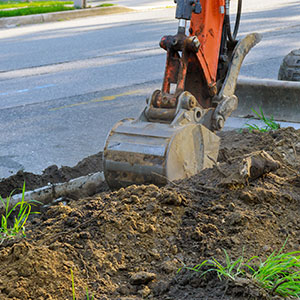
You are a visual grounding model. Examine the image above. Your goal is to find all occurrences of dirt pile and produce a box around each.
[0,152,104,198]
[0,128,299,300]
[0,185,187,300]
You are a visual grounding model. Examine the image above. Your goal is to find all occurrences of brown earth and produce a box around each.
[0,127,299,300]
[0,152,105,199]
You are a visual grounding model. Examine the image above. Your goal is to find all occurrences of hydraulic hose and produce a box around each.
[225,0,242,42]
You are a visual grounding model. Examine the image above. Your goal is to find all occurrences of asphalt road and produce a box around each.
[0,0,300,178]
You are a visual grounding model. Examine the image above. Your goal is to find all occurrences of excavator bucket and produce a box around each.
[103,98,220,189]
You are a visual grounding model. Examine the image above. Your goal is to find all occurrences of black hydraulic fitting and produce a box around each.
[174,0,202,20]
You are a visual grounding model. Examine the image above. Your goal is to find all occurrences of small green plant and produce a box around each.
[178,249,244,281]
[86,287,94,300]
[71,268,94,300]
[244,241,300,297]
[178,242,300,298]
[245,107,280,132]
[71,268,76,300]
[0,182,40,241]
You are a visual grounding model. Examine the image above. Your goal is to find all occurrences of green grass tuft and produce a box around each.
[244,241,300,297]
[86,287,94,300]
[178,241,300,298]
[245,107,280,132]
[71,268,76,300]
[71,268,94,300]
[0,182,41,241]
[178,249,245,281]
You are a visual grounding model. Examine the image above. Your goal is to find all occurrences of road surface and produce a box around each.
[0,0,300,178]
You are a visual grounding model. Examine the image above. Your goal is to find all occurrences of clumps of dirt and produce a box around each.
[0,241,77,299]
[174,128,300,259]
[0,128,299,300]
[218,127,300,169]
[0,185,187,299]
[0,152,105,198]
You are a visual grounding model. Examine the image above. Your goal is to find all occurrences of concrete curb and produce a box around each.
[235,78,300,123]
[0,5,134,28]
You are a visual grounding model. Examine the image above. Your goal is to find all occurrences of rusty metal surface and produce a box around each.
[145,107,176,122]
[151,90,178,108]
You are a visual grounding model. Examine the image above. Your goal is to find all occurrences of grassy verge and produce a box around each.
[97,3,114,7]
[0,1,115,18]
[0,5,74,17]
[0,1,73,9]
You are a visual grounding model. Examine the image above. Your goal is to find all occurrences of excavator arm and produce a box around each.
[103,0,261,188]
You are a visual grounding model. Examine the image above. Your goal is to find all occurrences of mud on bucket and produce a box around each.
[103,118,220,189]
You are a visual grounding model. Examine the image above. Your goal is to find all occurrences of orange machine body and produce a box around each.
[159,0,226,109]
[191,0,225,86]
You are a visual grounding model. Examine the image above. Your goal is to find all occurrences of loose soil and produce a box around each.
[0,128,299,300]
[0,152,105,199]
